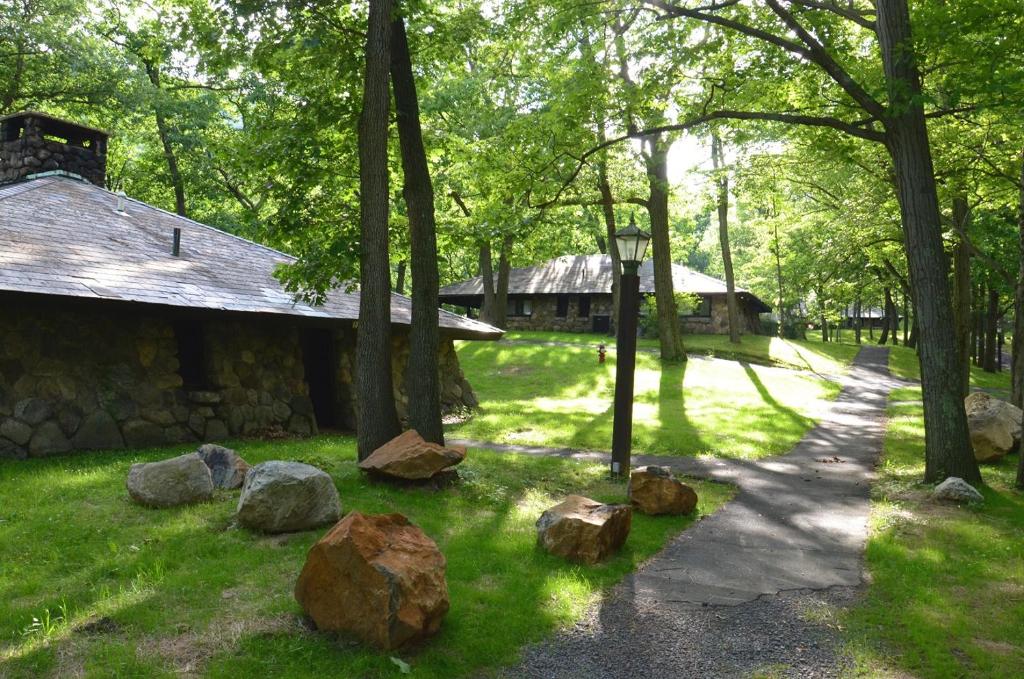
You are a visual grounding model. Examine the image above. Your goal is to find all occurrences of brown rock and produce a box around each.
[536,495,632,564]
[358,430,465,480]
[294,512,449,650]
[965,392,1017,462]
[628,466,698,515]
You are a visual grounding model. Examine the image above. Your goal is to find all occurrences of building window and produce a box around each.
[556,294,570,318]
[578,295,591,318]
[173,320,207,389]
[679,295,712,318]
[509,298,533,317]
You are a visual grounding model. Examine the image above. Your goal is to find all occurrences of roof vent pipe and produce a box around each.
[115,190,127,214]
[172,228,181,257]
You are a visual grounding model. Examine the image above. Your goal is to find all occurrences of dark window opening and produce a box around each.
[578,295,591,318]
[301,329,338,429]
[592,315,611,334]
[173,321,207,389]
[679,295,712,318]
[509,298,533,317]
[556,294,569,318]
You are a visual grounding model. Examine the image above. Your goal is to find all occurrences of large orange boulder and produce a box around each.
[628,466,698,515]
[536,495,631,564]
[294,512,449,650]
[358,430,465,480]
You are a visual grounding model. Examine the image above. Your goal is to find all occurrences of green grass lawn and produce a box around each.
[502,330,858,376]
[450,341,841,459]
[842,398,1024,677]
[0,437,731,678]
[886,343,1011,392]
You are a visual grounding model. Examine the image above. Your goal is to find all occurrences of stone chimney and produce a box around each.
[0,111,108,187]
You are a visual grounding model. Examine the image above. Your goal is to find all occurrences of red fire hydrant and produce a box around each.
[598,344,606,364]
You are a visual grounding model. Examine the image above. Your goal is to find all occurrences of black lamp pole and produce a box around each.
[610,215,650,478]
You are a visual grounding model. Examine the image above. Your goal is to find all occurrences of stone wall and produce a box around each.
[680,295,762,335]
[0,115,107,187]
[504,294,615,332]
[0,300,482,459]
[331,327,478,429]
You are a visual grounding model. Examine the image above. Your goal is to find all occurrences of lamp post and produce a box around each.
[610,214,651,478]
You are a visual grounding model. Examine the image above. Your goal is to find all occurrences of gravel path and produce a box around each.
[455,345,901,678]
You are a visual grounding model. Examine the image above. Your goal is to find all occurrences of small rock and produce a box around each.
[236,461,341,533]
[628,466,698,515]
[536,495,632,564]
[126,453,214,508]
[196,444,250,489]
[358,430,465,480]
[294,512,449,650]
[932,477,984,504]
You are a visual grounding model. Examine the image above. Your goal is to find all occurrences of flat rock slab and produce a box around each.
[358,430,465,480]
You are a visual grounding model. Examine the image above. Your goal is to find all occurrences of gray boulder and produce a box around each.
[126,453,214,508]
[29,421,71,457]
[236,461,341,533]
[932,477,984,504]
[196,444,250,489]
[964,392,1020,462]
[1,418,33,446]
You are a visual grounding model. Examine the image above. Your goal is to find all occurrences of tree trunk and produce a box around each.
[493,235,512,328]
[712,134,740,344]
[773,221,785,338]
[391,16,443,445]
[478,243,496,324]
[952,195,972,395]
[644,134,685,361]
[355,0,401,460]
[598,155,621,334]
[877,0,979,483]
[901,290,909,345]
[983,286,998,373]
[854,296,862,344]
[886,288,899,346]
[975,284,985,367]
[878,290,891,345]
[395,260,407,295]
[1011,149,1024,412]
[821,315,829,342]
[143,62,187,217]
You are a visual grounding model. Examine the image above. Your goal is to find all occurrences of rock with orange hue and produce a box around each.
[628,466,698,515]
[357,430,465,480]
[294,512,449,650]
[536,495,632,564]
[964,392,1018,462]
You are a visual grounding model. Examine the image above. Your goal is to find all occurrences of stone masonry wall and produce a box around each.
[504,295,615,332]
[331,328,479,429]
[680,295,761,335]
[0,304,315,459]
[0,115,106,187]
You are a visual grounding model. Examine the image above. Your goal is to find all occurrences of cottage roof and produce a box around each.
[0,176,502,339]
[439,254,771,313]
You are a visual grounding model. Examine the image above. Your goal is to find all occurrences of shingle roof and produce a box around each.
[439,254,771,313]
[0,175,502,339]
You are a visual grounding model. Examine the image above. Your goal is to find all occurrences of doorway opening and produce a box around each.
[301,328,337,429]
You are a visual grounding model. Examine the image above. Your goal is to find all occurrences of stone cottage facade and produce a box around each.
[0,112,500,460]
[440,254,769,335]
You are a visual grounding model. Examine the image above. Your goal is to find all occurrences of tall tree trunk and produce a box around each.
[773,221,785,338]
[887,288,899,346]
[1011,149,1024,413]
[395,260,407,295]
[493,236,512,328]
[478,243,496,324]
[952,195,972,395]
[878,290,891,345]
[974,284,985,367]
[391,16,443,444]
[355,0,401,460]
[983,286,998,373]
[143,62,187,217]
[712,134,740,344]
[877,0,979,483]
[854,296,863,344]
[597,154,621,333]
[644,134,685,361]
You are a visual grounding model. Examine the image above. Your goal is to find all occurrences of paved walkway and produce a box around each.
[455,345,903,677]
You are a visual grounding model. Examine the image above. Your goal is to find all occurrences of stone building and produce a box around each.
[0,111,501,460]
[439,254,770,335]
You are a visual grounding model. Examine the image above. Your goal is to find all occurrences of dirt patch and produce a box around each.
[973,638,1022,656]
[496,365,534,376]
